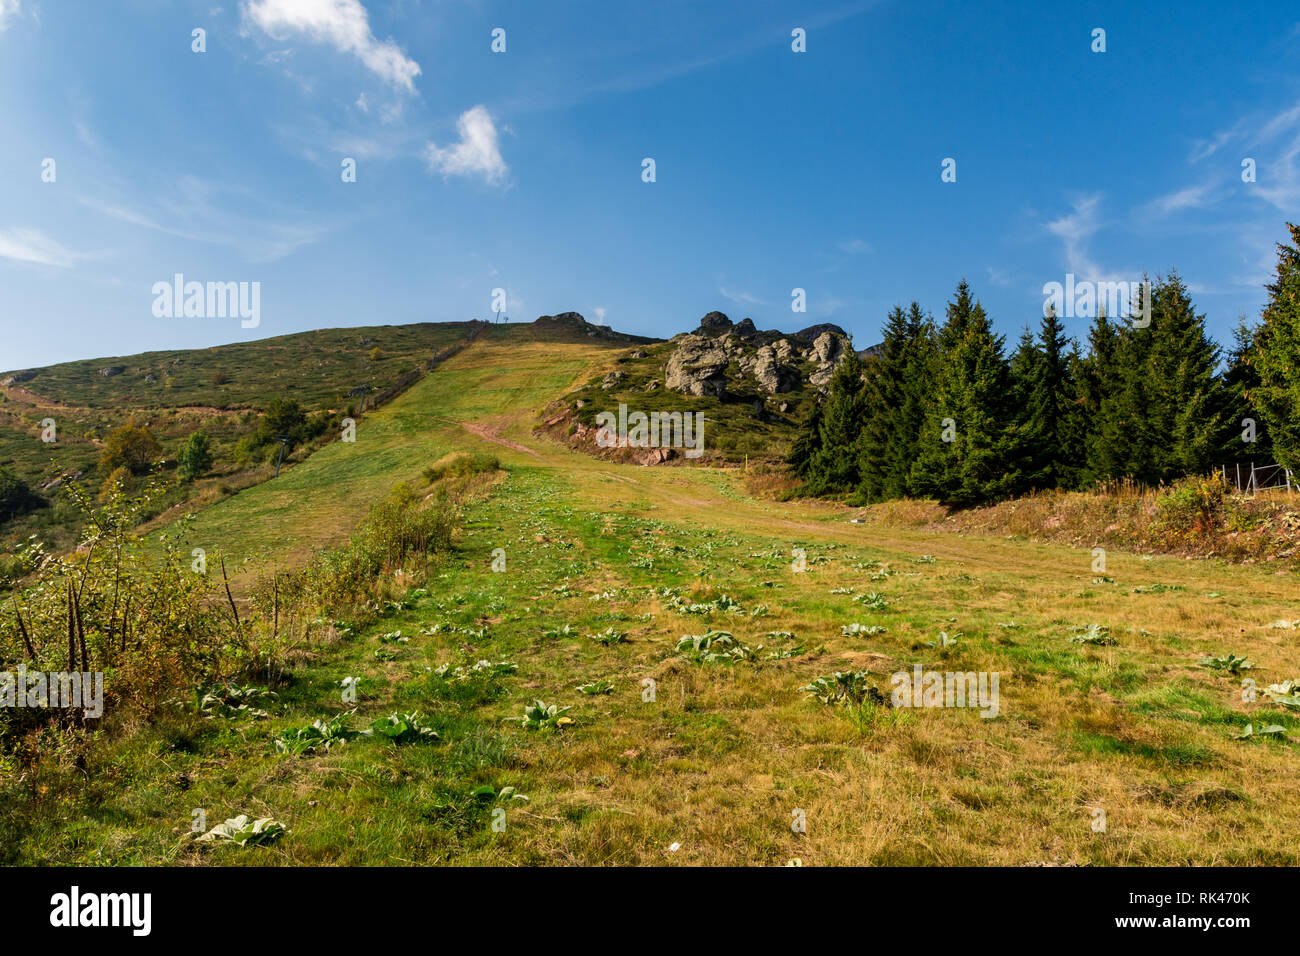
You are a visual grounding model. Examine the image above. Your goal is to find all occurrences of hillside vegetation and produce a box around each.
[0,321,481,559]
[4,322,1300,866]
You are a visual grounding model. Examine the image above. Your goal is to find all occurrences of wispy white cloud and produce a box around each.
[424,106,508,184]
[0,227,77,268]
[1046,192,1110,280]
[837,238,871,255]
[1142,182,1215,218]
[0,0,20,32]
[75,182,328,263]
[718,286,767,307]
[241,0,421,92]
[985,265,1015,287]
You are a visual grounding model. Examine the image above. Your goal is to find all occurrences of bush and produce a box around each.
[177,430,214,481]
[99,425,162,475]
[253,398,308,452]
[1156,476,1226,535]
[423,452,500,484]
[97,465,133,504]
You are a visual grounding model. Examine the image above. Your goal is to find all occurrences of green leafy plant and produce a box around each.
[197,684,277,720]
[470,785,529,803]
[435,659,518,681]
[925,631,960,648]
[854,592,891,611]
[274,713,359,755]
[586,626,628,646]
[799,671,884,707]
[195,815,287,846]
[1234,723,1287,740]
[1198,653,1254,674]
[842,623,886,636]
[520,700,573,731]
[369,711,439,744]
[1263,680,1300,709]
[576,679,615,695]
[1069,624,1117,646]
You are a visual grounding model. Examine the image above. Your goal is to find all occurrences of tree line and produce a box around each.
[790,223,1300,506]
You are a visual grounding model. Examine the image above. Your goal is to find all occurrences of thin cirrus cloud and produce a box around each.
[424,106,509,185]
[241,0,422,92]
[0,227,78,268]
[0,0,20,31]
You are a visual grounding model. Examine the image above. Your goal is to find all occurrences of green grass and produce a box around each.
[6,328,1300,866]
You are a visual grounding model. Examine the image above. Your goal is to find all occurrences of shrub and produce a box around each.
[97,465,133,504]
[253,398,308,451]
[423,452,500,484]
[177,430,214,481]
[98,425,162,475]
[1155,476,1226,535]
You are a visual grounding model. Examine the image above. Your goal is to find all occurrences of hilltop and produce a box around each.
[538,310,872,463]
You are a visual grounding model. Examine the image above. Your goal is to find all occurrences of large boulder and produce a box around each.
[752,346,800,394]
[664,334,730,397]
[808,331,850,388]
[695,311,734,337]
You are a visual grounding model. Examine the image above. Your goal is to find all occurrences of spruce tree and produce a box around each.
[1255,223,1300,471]
[788,399,824,479]
[1024,306,1084,490]
[803,349,868,495]
[1143,272,1224,482]
[1219,318,1272,468]
[857,302,936,501]
[909,282,1019,505]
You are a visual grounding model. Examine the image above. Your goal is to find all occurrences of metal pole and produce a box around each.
[274,438,288,477]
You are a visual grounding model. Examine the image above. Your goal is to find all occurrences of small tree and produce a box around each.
[254,398,308,451]
[178,430,214,481]
[99,425,163,475]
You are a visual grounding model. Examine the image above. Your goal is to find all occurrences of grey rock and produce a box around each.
[664,333,729,397]
[752,346,800,394]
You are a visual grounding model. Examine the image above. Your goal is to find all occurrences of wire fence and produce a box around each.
[1219,462,1295,495]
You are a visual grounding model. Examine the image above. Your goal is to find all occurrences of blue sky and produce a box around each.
[1,0,1298,370]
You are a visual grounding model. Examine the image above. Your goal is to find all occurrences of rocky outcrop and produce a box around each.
[791,322,849,343]
[808,331,850,388]
[695,311,734,337]
[664,334,729,397]
[751,345,800,393]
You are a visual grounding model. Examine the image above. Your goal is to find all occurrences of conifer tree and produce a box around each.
[857,302,936,500]
[803,349,868,495]
[1022,306,1084,490]
[909,282,1019,505]
[1255,223,1300,471]
[787,399,824,478]
[1142,272,1224,481]
[1220,318,1272,465]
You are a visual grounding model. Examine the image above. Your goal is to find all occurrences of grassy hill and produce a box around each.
[7,321,1300,866]
[0,322,482,557]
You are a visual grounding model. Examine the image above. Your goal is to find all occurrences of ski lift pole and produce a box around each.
[274,437,289,477]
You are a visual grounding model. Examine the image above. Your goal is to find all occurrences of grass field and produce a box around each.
[8,325,1300,866]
